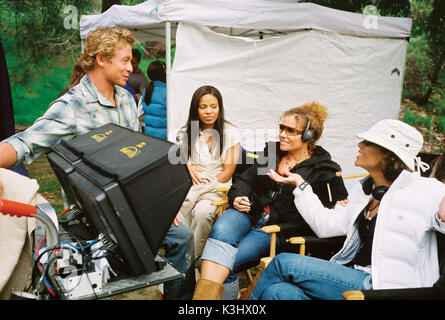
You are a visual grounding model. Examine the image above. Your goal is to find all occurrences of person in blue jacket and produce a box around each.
[138,60,167,139]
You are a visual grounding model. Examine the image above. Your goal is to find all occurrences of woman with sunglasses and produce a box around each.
[193,102,348,300]
[250,119,445,300]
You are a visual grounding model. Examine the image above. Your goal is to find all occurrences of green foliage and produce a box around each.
[401,109,428,127]
[426,93,445,115]
[307,0,411,16]
[400,108,445,135]
[406,0,444,106]
[409,0,434,37]
[11,59,73,125]
[0,1,96,124]
[424,115,433,128]
[438,117,445,134]
[373,0,411,16]
[310,0,443,108]
[401,110,417,126]
[0,0,96,85]
[121,0,146,5]
[3,0,442,132]
[2,33,75,125]
[137,42,176,77]
[403,35,434,101]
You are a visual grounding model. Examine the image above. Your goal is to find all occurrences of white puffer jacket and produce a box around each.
[293,170,445,289]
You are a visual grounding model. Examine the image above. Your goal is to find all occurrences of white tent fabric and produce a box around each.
[165,1,411,38]
[80,1,167,41]
[79,0,412,176]
[170,22,408,175]
[80,0,412,41]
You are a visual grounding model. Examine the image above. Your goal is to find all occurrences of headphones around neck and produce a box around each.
[361,176,389,201]
[371,185,389,201]
[302,113,315,142]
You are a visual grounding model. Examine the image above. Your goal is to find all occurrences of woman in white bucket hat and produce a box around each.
[249,119,445,300]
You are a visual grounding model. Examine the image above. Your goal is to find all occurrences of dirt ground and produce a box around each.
[107,285,160,300]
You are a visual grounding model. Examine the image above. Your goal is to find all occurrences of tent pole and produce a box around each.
[165,21,171,141]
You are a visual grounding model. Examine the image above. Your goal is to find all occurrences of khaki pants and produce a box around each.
[183,199,219,261]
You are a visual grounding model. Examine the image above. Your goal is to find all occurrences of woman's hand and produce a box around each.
[172,214,181,227]
[267,168,305,186]
[187,164,203,185]
[233,196,251,213]
[335,199,349,207]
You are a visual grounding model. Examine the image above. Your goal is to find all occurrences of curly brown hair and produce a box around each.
[374,144,409,182]
[280,101,328,155]
[79,26,135,72]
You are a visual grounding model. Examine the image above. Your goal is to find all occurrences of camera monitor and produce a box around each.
[47,124,192,276]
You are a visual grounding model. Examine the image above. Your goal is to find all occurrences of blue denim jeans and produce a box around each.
[249,253,373,300]
[201,208,279,299]
[160,222,195,300]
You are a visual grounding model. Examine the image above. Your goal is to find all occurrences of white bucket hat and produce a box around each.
[357,119,429,172]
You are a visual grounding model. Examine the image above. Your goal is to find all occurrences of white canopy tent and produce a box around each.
[80,0,412,176]
[80,1,412,40]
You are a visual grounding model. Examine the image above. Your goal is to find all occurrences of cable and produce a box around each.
[57,207,71,218]
[43,279,56,297]
[31,244,77,297]
[54,234,95,297]
[34,236,46,261]
[44,252,63,297]
[32,227,106,299]
[89,246,117,260]
[30,245,58,295]
[28,207,103,299]
[61,238,99,250]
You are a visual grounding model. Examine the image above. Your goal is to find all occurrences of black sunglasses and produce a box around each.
[279,124,304,137]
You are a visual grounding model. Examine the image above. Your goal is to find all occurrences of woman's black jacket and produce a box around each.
[227,141,348,241]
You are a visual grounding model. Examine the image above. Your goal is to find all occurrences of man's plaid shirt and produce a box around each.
[4,74,140,165]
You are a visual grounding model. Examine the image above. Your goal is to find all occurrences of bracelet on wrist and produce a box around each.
[298,180,309,191]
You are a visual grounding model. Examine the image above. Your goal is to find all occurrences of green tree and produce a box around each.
[306,0,443,106]
[0,0,96,84]
[403,0,444,106]
[419,0,444,106]
[102,0,121,12]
